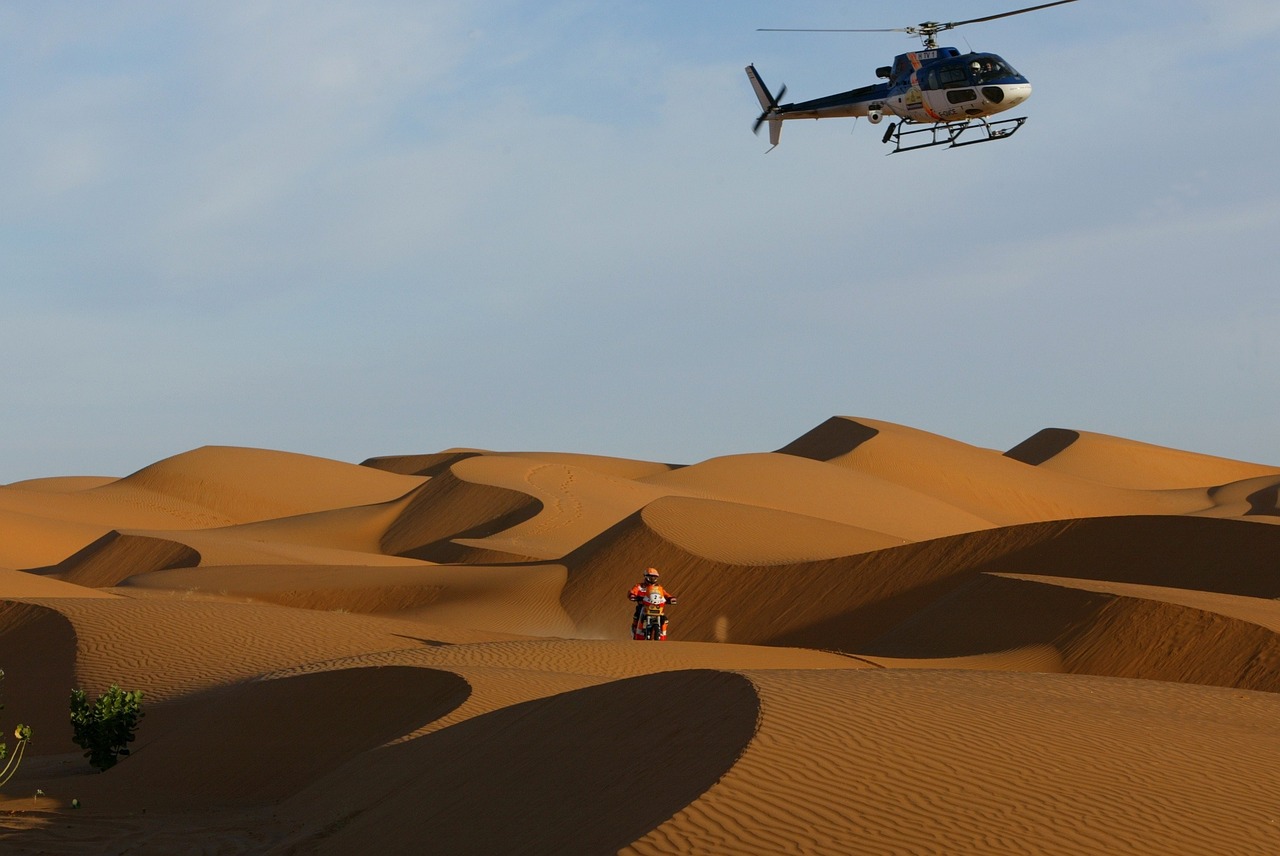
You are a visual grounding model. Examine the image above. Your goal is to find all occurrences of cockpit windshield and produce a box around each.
[968,57,1019,82]
[925,55,1023,90]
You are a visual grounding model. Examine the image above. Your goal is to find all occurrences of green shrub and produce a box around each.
[69,685,144,772]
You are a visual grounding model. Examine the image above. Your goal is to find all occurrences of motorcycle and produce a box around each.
[633,588,676,641]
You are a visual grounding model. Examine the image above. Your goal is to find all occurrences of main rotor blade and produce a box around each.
[946,0,1078,30]
[757,28,906,33]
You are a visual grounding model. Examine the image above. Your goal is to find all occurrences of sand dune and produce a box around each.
[0,447,424,571]
[627,670,1280,856]
[1,418,1278,854]
[781,416,1211,523]
[121,561,577,636]
[862,572,1280,692]
[44,532,202,588]
[97,445,425,524]
[1198,473,1280,520]
[378,465,542,563]
[442,453,678,559]
[0,509,116,571]
[561,511,1280,650]
[1007,426,1280,489]
[639,495,909,563]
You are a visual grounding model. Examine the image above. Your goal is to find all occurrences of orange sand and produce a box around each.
[1,417,1278,854]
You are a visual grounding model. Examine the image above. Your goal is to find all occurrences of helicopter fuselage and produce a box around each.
[783,48,1030,125]
[750,1,1075,150]
[747,47,1033,149]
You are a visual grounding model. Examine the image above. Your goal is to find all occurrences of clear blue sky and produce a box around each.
[2,1,1277,481]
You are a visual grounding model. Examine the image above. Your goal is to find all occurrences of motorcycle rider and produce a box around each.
[628,567,677,640]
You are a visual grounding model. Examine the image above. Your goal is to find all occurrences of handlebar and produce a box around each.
[629,593,677,604]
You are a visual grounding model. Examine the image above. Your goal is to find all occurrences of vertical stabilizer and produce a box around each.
[746,64,784,149]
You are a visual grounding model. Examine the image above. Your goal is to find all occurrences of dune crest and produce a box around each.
[42,531,201,588]
[778,416,1207,524]
[98,445,425,522]
[1007,427,1280,489]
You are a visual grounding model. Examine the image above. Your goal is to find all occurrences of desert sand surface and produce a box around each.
[1,416,1279,855]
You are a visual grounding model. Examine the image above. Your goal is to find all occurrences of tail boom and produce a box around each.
[747,64,891,147]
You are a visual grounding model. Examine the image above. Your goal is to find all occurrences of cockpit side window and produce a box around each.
[937,65,968,87]
[970,57,1017,82]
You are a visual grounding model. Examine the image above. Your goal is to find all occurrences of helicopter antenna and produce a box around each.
[759,0,1078,49]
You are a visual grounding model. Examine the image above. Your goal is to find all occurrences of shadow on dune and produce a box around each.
[277,670,760,856]
[379,469,541,563]
[30,532,201,586]
[1003,428,1081,466]
[56,667,470,811]
[767,515,1280,652]
[563,513,1280,654]
[860,573,1105,658]
[1247,481,1280,517]
[361,451,483,477]
[775,416,880,461]
[0,601,79,754]
[861,573,1280,692]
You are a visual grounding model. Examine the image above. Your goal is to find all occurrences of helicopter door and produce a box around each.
[922,63,978,121]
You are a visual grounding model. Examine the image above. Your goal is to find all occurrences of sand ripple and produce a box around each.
[628,670,1280,855]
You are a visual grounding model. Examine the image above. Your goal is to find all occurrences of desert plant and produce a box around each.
[70,685,144,772]
[0,669,33,787]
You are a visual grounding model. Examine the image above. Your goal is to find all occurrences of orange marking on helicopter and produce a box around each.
[908,70,944,123]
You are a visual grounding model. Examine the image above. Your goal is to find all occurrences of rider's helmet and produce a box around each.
[643,567,660,584]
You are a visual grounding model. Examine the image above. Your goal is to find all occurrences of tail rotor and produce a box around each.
[746,65,785,149]
[752,83,785,135]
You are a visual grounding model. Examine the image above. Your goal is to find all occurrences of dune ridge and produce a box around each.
[1007,426,1280,488]
[1,417,1278,854]
[41,532,202,588]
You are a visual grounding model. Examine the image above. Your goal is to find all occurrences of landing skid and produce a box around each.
[882,116,1027,153]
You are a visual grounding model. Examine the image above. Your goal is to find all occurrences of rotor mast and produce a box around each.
[906,22,947,49]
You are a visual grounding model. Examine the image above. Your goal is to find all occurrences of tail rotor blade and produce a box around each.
[754,83,786,135]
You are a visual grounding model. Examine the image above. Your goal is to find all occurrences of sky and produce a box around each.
[2,0,1278,481]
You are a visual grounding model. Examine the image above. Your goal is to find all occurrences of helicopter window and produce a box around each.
[937,65,968,87]
[946,89,977,104]
[971,58,1014,82]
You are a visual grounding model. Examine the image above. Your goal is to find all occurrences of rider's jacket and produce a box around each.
[629,583,675,604]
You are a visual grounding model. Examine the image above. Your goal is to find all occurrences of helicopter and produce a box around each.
[747,0,1077,153]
